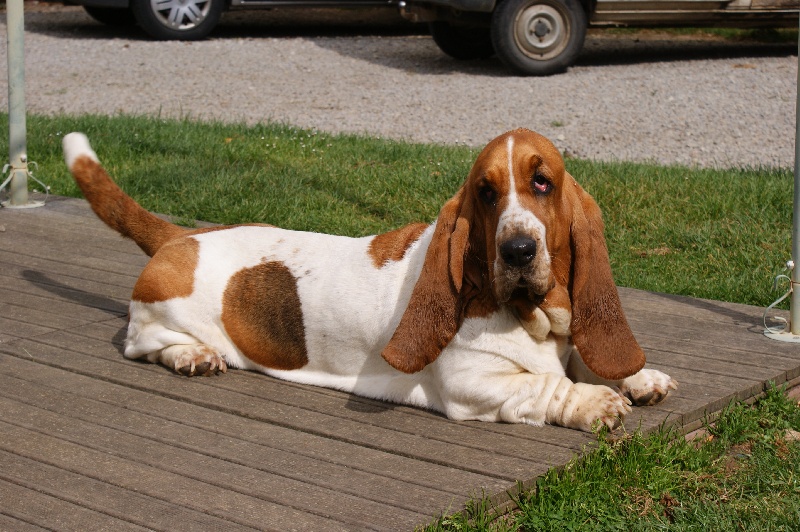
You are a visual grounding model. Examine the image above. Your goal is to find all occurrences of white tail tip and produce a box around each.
[63,132,99,169]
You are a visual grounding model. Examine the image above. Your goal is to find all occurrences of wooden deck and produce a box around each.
[2,195,799,531]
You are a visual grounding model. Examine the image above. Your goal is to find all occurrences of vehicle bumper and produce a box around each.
[402,0,495,13]
[61,0,130,8]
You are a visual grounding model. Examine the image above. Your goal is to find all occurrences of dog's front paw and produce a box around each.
[161,344,228,377]
[620,369,677,406]
[566,383,632,432]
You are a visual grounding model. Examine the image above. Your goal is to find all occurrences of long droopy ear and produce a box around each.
[381,188,471,373]
[568,177,646,381]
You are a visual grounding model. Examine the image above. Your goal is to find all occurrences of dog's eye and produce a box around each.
[479,185,497,205]
[532,173,552,195]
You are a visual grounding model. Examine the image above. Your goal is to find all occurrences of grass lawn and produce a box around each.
[4,113,798,530]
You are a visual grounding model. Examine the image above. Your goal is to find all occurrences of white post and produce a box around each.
[2,0,43,208]
[790,15,800,335]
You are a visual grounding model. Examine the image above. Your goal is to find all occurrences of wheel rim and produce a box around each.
[513,3,570,61]
[149,0,211,30]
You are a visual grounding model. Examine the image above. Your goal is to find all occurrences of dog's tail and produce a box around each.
[62,132,186,257]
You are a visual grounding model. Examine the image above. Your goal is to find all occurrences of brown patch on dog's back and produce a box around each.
[368,223,428,268]
[132,237,199,303]
[221,261,308,370]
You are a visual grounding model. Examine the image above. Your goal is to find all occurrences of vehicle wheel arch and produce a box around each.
[492,0,593,19]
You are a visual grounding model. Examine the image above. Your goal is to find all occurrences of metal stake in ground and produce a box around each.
[1,0,45,209]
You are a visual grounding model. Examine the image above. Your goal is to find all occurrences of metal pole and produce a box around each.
[790,14,800,335]
[2,0,42,208]
[765,17,800,342]
[7,0,28,205]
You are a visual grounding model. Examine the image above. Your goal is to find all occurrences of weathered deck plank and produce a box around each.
[0,337,565,481]
[0,450,253,531]
[1,372,469,517]
[0,478,151,532]
[1,196,798,530]
[1,360,500,499]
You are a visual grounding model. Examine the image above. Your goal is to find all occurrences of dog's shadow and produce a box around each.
[22,269,129,317]
[22,269,129,354]
[344,393,396,414]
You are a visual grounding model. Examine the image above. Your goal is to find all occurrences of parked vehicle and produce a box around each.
[64,0,799,75]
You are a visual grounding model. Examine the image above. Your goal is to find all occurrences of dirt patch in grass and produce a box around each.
[723,441,753,476]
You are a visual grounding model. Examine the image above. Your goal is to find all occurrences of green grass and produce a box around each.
[5,113,797,529]
[17,114,472,236]
[569,159,792,308]
[5,113,792,308]
[424,385,800,531]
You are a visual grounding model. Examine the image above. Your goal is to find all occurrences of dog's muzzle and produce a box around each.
[499,236,537,268]
[495,235,552,302]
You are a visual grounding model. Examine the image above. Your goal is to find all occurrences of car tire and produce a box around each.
[491,0,587,75]
[131,0,223,40]
[84,6,137,26]
[429,22,495,61]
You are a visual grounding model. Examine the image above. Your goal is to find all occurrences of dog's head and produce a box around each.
[382,129,645,380]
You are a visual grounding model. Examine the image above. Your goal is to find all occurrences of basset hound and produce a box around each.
[63,129,676,432]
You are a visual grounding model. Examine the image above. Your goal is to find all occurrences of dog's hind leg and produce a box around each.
[123,314,228,377]
[146,344,227,377]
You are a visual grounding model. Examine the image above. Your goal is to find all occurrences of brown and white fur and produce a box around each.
[63,129,676,432]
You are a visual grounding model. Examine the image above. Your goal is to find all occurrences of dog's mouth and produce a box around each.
[497,271,550,304]
[516,275,549,296]
[511,285,544,305]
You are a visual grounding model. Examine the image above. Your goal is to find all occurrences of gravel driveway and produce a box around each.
[1,3,797,168]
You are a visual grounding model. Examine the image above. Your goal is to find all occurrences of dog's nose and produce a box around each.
[500,237,537,268]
